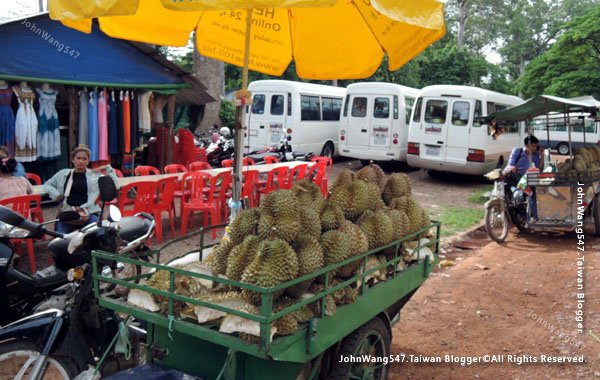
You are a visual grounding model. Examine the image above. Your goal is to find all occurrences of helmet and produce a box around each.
[220,127,231,138]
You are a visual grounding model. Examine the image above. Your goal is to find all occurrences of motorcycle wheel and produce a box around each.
[485,204,509,243]
[0,340,76,380]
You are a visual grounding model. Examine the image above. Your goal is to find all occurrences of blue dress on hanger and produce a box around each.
[87,90,99,161]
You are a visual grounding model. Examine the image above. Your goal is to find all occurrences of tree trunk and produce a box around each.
[193,43,224,136]
[457,0,468,49]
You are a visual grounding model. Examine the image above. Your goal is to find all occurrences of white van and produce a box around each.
[338,82,419,163]
[530,113,600,154]
[406,85,524,175]
[245,80,345,157]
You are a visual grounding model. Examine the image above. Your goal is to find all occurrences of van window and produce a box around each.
[343,95,350,117]
[252,94,265,114]
[412,97,422,122]
[425,100,447,124]
[451,101,470,126]
[394,95,399,120]
[301,95,321,121]
[351,97,367,118]
[473,100,482,127]
[322,97,342,121]
[573,119,596,133]
[288,93,292,116]
[373,97,390,119]
[405,97,414,124]
[270,95,284,115]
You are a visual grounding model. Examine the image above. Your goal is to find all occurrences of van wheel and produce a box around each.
[320,142,334,159]
[557,143,570,155]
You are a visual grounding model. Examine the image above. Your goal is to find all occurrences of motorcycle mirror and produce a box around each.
[59,210,81,223]
[98,176,118,202]
[108,205,122,223]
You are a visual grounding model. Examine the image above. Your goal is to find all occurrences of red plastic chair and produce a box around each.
[0,195,40,272]
[241,170,260,208]
[308,160,329,197]
[25,173,43,224]
[221,157,255,168]
[213,171,232,222]
[152,177,177,243]
[180,172,220,238]
[117,181,157,217]
[257,166,288,204]
[264,156,280,164]
[285,163,308,189]
[188,161,212,171]
[311,156,333,177]
[134,165,161,176]
[114,169,124,178]
[164,164,188,174]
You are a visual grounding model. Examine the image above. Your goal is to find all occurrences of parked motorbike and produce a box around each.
[245,137,314,164]
[206,128,235,167]
[0,176,154,379]
[484,168,528,243]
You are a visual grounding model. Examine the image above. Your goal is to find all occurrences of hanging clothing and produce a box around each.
[78,89,89,146]
[123,90,131,153]
[88,90,99,161]
[13,86,37,162]
[97,90,109,161]
[0,88,15,156]
[107,91,118,156]
[36,87,61,161]
[138,91,152,133]
[117,91,125,153]
[130,90,139,151]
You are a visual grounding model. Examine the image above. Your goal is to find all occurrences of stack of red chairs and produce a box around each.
[177,129,207,168]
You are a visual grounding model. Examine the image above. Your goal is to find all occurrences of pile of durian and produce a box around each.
[556,146,600,176]
[129,163,433,342]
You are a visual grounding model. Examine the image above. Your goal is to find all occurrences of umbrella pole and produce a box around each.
[230,8,254,222]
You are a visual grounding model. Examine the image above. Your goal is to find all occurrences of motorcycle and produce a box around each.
[0,176,154,379]
[244,137,314,164]
[484,168,528,243]
[206,135,235,167]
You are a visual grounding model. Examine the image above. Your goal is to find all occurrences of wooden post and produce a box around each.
[166,94,175,168]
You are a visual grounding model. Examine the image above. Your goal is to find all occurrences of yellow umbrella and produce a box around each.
[49,0,445,214]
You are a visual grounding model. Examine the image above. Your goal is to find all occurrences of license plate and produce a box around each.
[425,146,440,156]
[374,138,387,145]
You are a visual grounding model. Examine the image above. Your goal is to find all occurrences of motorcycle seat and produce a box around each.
[118,216,153,243]
[246,152,279,162]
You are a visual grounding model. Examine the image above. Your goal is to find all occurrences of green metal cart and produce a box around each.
[91,221,441,380]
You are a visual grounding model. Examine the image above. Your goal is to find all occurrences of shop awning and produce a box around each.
[0,14,213,104]
[488,95,597,122]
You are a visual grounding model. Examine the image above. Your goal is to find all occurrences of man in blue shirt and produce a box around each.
[503,135,542,184]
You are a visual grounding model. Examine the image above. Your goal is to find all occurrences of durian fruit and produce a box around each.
[382,173,412,205]
[146,268,210,313]
[332,285,358,305]
[385,209,410,241]
[226,235,261,282]
[294,304,318,323]
[307,284,338,317]
[388,196,425,234]
[205,239,235,276]
[287,235,324,298]
[272,297,299,335]
[321,230,352,267]
[358,211,394,250]
[320,201,345,232]
[356,163,386,192]
[291,180,324,211]
[330,169,355,191]
[258,190,301,242]
[336,220,369,278]
[298,206,322,238]
[229,208,261,245]
[330,179,384,221]
[573,155,587,173]
[241,239,299,305]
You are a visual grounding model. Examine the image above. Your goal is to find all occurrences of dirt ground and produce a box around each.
[390,228,600,379]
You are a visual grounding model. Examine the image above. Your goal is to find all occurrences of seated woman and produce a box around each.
[43,145,119,233]
[0,157,32,199]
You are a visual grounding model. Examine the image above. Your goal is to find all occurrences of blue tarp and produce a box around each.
[0,16,187,89]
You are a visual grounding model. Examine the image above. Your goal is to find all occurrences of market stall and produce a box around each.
[0,14,213,181]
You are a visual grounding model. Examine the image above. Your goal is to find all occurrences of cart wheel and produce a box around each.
[485,204,509,243]
[557,143,570,155]
[327,317,390,380]
[594,195,600,237]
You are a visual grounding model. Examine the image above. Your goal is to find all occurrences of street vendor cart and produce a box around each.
[484,95,600,242]
[91,221,440,380]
